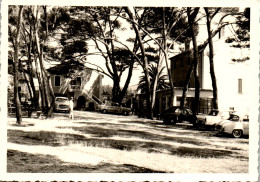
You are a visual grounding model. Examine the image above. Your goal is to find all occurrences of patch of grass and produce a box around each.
[69,126,210,146]
[77,146,248,173]
[171,146,234,158]
[7,149,164,173]
[8,129,238,158]
[8,130,62,146]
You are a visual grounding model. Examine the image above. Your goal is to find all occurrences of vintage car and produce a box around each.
[54,97,70,113]
[196,109,235,130]
[97,102,132,115]
[216,112,249,138]
[160,106,195,125]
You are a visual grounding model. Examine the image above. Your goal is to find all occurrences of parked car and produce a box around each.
[97,102,132,115]
[54,97,70,113]
[216,112,249,138]
[160,106,195,125]
[196,109,235,130]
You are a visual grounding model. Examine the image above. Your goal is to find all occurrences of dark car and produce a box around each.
[97,102,132,115]
[160,106,195,125]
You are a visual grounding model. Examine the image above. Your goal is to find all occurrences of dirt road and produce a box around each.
[7,111,248,173]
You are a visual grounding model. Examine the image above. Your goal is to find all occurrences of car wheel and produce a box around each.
[163,118,171,125]
[173,117,178,124]
[198,122,204,130]
[232,129,243,138]
[102,109,107,114]
[211,124,216,131]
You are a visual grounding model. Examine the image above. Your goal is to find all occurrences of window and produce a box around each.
[54,76,61,87]
[70,77,81,90]
[238,78,243,94]
[71,77,81,86]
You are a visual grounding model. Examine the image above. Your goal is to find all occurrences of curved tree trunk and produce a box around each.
[118,60,134,104]
[27,27,38,110]
[187,8,200,118]
[124,7,153,119]
[162,8,175,107]
[180,60,194,109]
[205,8,219,110]
[13,6,24,124]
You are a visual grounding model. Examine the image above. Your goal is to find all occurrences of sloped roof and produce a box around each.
[47,60,85,76]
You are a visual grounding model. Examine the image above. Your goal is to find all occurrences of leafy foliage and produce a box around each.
[137,65,170,93]
[113,48,133,72]
[47,60,85,77]
[225,8,250,49]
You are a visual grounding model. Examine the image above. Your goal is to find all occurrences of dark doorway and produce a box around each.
[88,102,95,111]
[77,96,86,110]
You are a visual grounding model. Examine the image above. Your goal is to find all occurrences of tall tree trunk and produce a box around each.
[27,46,38,109]
[32,6,48,114]
[188,8,200,118]
[47,75,55,117]
[180,58,194,109]
[13,6,24,124]
[21,67,33,104]
[118,60,134,104]
[34,55,45,111]
[180,26,221,109]
[162,8,175,107]
[27,27,38,110]
[205,8,219,110]
[150,57,162,112]
[112,79,120,103]
[124,7,152,119]
[33,5,56,117]
[43,6,55,117]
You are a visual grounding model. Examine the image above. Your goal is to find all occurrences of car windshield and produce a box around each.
[166,107,178,112]
[186,109,193,115]
[228,114,240,121]
[111,103,120,106]
[243,115,249,122]
[56,98,68,102]
[208,110,219,116]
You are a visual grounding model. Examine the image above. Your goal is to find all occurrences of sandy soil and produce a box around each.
[7,111,249,173]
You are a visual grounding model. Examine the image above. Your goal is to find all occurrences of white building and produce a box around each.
[137,9,251,116]
[171,9,251,114]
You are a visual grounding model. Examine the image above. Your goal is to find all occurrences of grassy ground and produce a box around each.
[7,111,249,173]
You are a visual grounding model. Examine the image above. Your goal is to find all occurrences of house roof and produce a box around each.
[170,43,207,61]
[47,60,85,76]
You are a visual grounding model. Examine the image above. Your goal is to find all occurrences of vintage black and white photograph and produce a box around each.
[0,0,259,181]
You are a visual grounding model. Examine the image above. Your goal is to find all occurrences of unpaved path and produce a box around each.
[7,111,249,173]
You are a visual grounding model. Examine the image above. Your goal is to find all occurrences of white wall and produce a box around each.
[201,28,250,114]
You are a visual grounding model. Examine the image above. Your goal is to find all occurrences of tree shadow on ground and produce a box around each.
[7,149,165,173]
[8,130,242,159]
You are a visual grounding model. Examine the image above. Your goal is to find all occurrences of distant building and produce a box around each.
[137,11,250,116]
[48,64,103,111]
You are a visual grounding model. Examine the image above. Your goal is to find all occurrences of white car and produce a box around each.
[196,109,235,130]
[54,97,70,113]
[216,112,249,138]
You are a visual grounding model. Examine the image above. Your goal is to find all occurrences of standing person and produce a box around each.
[69,97,74,119]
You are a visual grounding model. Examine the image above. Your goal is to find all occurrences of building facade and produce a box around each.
[136,12,250,116]
[48,67,103,111]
